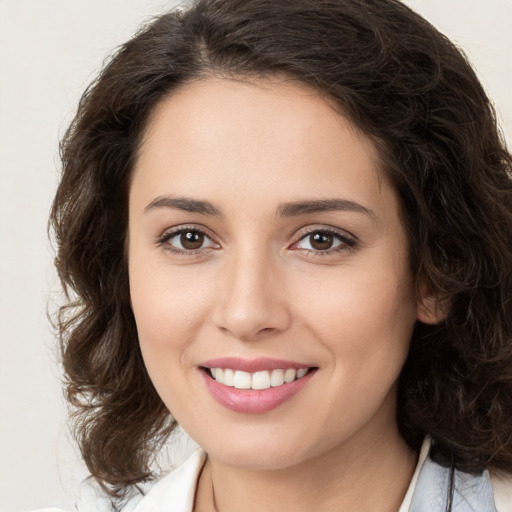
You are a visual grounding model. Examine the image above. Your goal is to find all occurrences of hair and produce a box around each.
[51,0,512,503]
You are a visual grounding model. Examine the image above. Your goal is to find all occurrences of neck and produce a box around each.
[194,425,417,512]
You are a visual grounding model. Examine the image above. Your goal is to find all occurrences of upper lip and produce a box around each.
[200,357,314,373]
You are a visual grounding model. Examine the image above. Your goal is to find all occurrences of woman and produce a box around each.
[45,0,512,510]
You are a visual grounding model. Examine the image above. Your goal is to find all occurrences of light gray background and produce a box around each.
[1,1,511,510]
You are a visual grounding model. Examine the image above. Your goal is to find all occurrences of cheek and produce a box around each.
[293,263,416,367]
[128,251,213,366]
[128,258,214,419]
[291,268,416,433]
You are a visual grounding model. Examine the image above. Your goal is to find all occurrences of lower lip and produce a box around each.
[201,369,316,413]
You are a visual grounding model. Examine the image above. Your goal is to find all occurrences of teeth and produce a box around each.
[209,367,310,390]
[284,369,297,383]
[223,368,235,387]
[233,370,252,389]
[270,369,285,387]
[297,368,308,378]
[252,371,271,390]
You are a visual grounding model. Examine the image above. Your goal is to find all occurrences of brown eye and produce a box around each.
[180,231,204,250]
[309,232,334,250]
[161,228,217,253]
[293,229,355,254]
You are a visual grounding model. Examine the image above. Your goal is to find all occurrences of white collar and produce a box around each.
[133,449,207,512]
[398,438,431,512]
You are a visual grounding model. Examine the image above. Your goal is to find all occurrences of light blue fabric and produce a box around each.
[410,455,498,512]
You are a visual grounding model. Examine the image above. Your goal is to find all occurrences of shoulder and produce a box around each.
[405,438,512,512]
[30,449,206,512]
[490,470,512,512]
[77,448,206,512]
[28,510,69,512]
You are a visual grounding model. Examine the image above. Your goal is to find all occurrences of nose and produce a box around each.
[213,248,292,341]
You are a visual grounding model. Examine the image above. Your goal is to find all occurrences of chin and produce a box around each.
[209,443,306,471]
[192,423,330,471]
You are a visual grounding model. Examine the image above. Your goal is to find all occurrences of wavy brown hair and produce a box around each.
[51,0,512,501]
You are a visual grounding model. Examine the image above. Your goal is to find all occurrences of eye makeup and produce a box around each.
[155,222,358,259]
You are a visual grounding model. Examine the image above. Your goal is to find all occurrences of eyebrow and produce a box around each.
[144,196,222,216]
[276,198,377,219]
[144,195,376,219]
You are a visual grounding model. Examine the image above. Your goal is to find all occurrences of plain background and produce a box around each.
[1,1,511,510]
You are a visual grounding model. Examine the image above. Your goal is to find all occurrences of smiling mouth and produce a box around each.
[202,367,317,390]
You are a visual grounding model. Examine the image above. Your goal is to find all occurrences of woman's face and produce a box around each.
[128,77,423,470]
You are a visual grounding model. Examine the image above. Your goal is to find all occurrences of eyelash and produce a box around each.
[157,226,217,255]
[156,226,357,256]
[291,227,357,256]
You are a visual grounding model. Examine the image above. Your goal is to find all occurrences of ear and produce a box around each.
[416,279,449,325]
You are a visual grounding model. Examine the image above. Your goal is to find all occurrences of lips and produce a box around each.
[199,357,317,413]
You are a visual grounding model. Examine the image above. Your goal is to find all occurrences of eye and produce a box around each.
[159,227,218,253]
[292,229,356,253]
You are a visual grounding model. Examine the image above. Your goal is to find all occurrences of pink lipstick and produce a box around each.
[199,357,317,413]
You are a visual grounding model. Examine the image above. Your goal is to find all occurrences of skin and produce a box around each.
[128,77,436,512]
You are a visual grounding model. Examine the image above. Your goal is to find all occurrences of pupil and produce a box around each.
[181,231,204,250]
[311,232,333,250]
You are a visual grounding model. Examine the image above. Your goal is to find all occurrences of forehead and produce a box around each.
[131,77,394,219]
